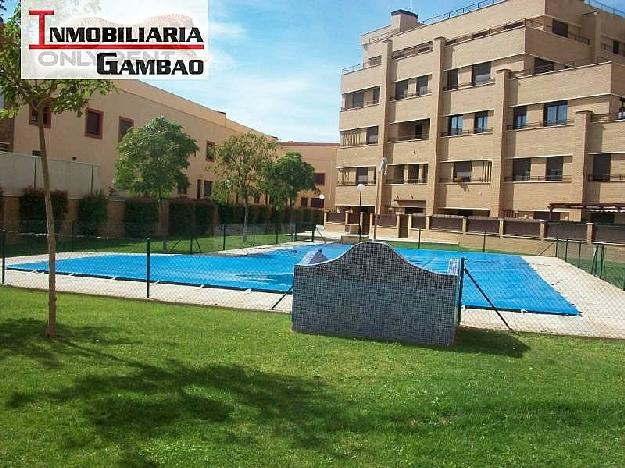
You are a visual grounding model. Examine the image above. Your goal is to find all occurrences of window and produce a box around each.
[474,111,489,133]
[413,120,428,139]
[356,167,369,184]
[448,115,464,136]
[421,164,429,183]
[118,117,133,142]
[543,101,568,126]
[453,161,472,182]
[613,40,620,55]
[178,181,188,195]
[417,75,429,95]
[314,173,326,186]
[552,19,569,38]
[85,108,103,138]
[351,91,365,108]
[512,158,532,181]
[253,195,261,204]
[29,105,51,128]
[366,126,379,145]
[372,87,380,104]
[407,165,419,183]
[534,58,555,74]
[300,197,309,207]
[196,179,202,199]
[395,80,409,100]
[446,69,459,90]
[32,150,41,157]
[310,197,325,209]
[206,141,215,161]
[546,157,564,181]
[472,30,489,39]
[618,98,625,120]
[513,106,527,129]
[593,153,612,181]
[472,61,491,86]
[203,180,212,198]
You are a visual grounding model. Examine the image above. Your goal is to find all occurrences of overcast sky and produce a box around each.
[5,0,625,142]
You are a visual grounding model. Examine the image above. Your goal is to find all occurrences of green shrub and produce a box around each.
[124,198,159,238]
[195,202,215,235]
[168,199,195,236]
[77,193,108,236]
[19,188,68,233]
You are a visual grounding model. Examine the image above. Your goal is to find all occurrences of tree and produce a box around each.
[0,7,113,337]
[263,152,316,210]
[115,116,199,245]
[212,132,277,241]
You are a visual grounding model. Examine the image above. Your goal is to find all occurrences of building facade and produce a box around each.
[0,80,337,210]
[337,0,625,223]
[279,142,339,211]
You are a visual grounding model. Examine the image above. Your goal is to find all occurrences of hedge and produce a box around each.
[77,193,108,236]
[19,188,68,233]
[124,198,159,238]
[168,200,217,236]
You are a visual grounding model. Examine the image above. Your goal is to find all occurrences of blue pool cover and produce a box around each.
[9,244,578,316]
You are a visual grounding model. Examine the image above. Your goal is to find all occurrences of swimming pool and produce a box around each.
[9,243,578,316]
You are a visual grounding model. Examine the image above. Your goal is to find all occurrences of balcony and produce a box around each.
[589,117,625,153]
[586,174,625,204]
[503,180,574,212]
[507,122,576,156]
[336,183,377,207]
[340,103,384,131]
[337,145,381,167]
[510,63,613,107]
[439,132,494,161]
[384,182,430,208]
[389,93,433,123]
[437,181,494,211]
[442,80,496,115]
[341,57,384,93]
[504,175,572,182]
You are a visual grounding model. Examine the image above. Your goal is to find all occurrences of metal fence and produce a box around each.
[2,226,625,341]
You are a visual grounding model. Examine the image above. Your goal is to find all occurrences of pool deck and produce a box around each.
[2,245,625,340]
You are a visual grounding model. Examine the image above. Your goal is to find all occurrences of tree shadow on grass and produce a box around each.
[7,357,358,465]
[0,318,137,368]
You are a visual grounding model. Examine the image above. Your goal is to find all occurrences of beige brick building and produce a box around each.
[337,0,625,223]
[0,80,336,209]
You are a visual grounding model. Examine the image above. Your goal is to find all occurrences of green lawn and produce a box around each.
[1,289,624,466]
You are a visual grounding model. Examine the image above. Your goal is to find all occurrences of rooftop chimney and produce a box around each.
[391,9,419,32]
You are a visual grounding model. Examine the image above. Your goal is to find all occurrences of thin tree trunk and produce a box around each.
[159,197,168,252]
[37,106,57,338]
[243,201,248,243]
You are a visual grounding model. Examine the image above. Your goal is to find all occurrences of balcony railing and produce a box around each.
[390,89,432,101]
[507,119,573,130]
[340,100,380,112]
[392,43,433,60]
[439,176,491,183]
[342,56,382,75]
[504,175,572,182]
[388,134,429,143]
[586,0,625,19]
[587,174,625,182]
[443,78,495,92]
[337,180,376,187]
[440,129,471,137]
[386,178,428,185]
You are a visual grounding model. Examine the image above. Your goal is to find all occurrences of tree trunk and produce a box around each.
[243,201,249,243]
[159,198,168,252]
[37,107,57,338]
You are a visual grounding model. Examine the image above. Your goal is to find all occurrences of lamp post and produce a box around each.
[373,157,388,241]
[356,183,366,242]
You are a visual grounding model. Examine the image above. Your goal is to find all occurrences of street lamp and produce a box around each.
[356,183,366,242]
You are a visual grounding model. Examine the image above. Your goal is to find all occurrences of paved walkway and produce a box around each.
[3,248,624,339]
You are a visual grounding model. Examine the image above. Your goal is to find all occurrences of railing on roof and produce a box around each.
[591,111,625,123]
[363,0,508,44]
[586,0,625,18]
[421,0,507,25]
[342,56,382,75]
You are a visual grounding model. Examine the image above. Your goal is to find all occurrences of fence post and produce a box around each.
[555,238,559,258]
[146,238,151,299]
[311,224,316,243]
[564,239,569,263]
[457,258,466,323]
[275,223,279,245]
[418,228,422,249]
[482,231,487,253]
[1,229,5,285]
[71,220,75,252]
[222,224,227,251]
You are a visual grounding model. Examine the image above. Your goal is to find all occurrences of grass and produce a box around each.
[1,288,625,466]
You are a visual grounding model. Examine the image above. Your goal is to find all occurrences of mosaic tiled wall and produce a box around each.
[292,242,460,346]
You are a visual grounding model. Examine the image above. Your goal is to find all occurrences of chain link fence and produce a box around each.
[2,225,625,340]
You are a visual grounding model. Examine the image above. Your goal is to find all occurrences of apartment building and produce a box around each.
[337,0,625,223]
[0,81,337,210]
[279,142,339,211]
